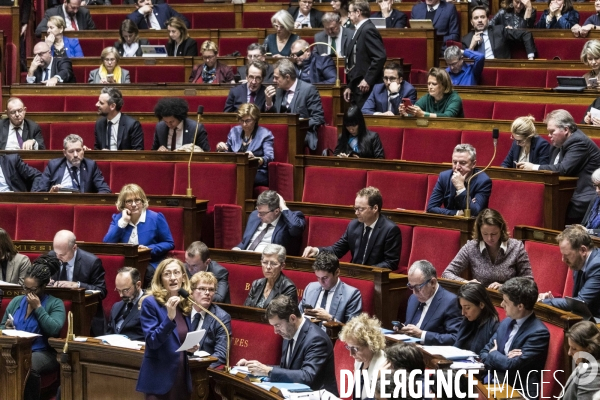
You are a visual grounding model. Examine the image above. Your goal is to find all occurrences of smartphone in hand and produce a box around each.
[402,98,412,108]
[392,321,405,329]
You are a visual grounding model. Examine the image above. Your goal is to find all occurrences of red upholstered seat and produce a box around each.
[488,180,545,234]
[77,39,106,57]
[408,227,461,276]
[460,130,513,167]
[73,205,118,243]
[480,68,498,86]
[213,204,243,249]
[496,69,547,88]
[71,66,87,84]
[397,224,413,274]
[242,11,275,28]
[531,38,586,61]
[334,339,355,400]
[401,128,461,163]
[25,160,46,172]
[283,270,315,302]
[545,103,588,123]
[220,263,266,305]
[90,14,107,29]
[384,38,427,70]
[546,69,588,88]
[153,207,185,250]
[523,241,567,297]
[463,99,494,119]
[268,162,294,201]
[109,162,175,195]
[0,204,17,238]
[136,66,186,83]
[192,12,235,29]
[173,163,238,206]
[305,217,351,262]
[65,96,98,112]
[542,321,566,399]
[95,161,111,188]
[345,276,375,314]
[230,319,283,366]
[373,127,403,160]
[98,255,126,318]
[302,167,367,205]
[492,102,546,121]
[16,204,74,240]
[218,37,258,56]
[563,271,574,298]
[316,125,339,156]
[187,96,228,113]
[49,122,96,150]
[320,95,334,126]
[366,171,428,212]
[116,96,162,112]
[21,96,65,112]
[59,300,72,338]
[203,123,234,152]
[262,123,290,163]
[425,174,438,210]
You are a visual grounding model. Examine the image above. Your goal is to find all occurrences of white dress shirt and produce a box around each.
[5,123,38,150]
[0,165,10,192]
[166,120,184,150]
[118,209,147,245]
[246,214,281,253]
[107,113,121,151]
[60,160,81,189]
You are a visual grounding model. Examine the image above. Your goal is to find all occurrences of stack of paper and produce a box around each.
[419,346,478,360]
[96,334,143,350]
[1,329,41,338]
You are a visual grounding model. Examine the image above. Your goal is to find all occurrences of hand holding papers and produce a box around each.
[176,329,205,352]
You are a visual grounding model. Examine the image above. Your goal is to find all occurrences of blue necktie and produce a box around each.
[497,319,517,355]
[411,302,426,325]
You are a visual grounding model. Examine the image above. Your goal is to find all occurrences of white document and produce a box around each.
[2,329,41,338]
[385,333,415,341]
[419,345,477,360]
[176,329,205,352]
[591,107,600,119]
[96,334,143,350]
[193,350,211,357]
[451,361,485,369]
[229,366,250,375]
[0,280,20,286]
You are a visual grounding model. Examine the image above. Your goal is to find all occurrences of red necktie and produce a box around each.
[70,17,77,31]
[249,92,256,104]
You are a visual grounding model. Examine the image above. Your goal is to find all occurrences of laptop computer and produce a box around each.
[141,45,168,57]
[554,76,587,92]
[370,17,386,29]
[409,19,434,29]
[565,297,600,322]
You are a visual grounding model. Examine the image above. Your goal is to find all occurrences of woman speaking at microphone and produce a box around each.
[136,258,197,400]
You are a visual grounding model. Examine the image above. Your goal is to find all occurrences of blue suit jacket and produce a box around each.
[544,247,600,318]
[270,318,338,395]
[427,168,492,216]
[136,296,192,395]
[454,317,499,354]
[197,303,231,368]
[361,81,417,115]
[480,314,550,400]
[223,84,267,113]
[0,154,41,192]
[106,295,144,341]
[501,135,551,168]
[297,53,337,85]
[33,157,111,193]
[411,1,460,44]
[103,209,175,267]
[52,37,83,58]
[151,118,210,152]
[127,3,189,30]
[225,125,274,187]
[299,280,362,323]
[405,285,462,345]
[236,209,306,256]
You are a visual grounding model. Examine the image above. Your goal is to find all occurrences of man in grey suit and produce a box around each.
[314,12,352,57]
[299,251,362,325]
[264,59,325,150]
[94,87,144,150]
[184,241,230,304]
[1,97,45,150]
[35,0,96,36]
[518,109,600,224]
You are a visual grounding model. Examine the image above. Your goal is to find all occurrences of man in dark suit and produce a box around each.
[288,1,324,29]
[303,186,401,270]
[190,271,231,368]
[344,0,386,109]
[33,134,111,193]
[481,277,550,400]
[362,61,417,115]
[265,58,325,150]
[224,61,268,113]
[236,43,274,83]
[290,39,337,85]
[106,267,144,340]
[26,42,75,86]
[299,252,362,324]
[411,0,460,46]
[518,109,600,224]
[1,97,45,150]
[35,0,96,36]
[462,6,536,60]
[152,97,210,151]
[427,143,492,217]
[397,260,462,344]
[539,225,600,319]
[314,12,352,58]
[127,0,188,30]
[0,154,42,192]
[94,87,144,150]
[237,295,338,395]
[234,190,305,257]
[185,241,230,304]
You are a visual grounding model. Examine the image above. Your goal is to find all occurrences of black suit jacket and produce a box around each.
[127,3,189,30]
[35,5,96,36]
[33,157,111,193]
[31,57,75,84]
[166,37,198,57]
[237,64,274,83]
[223,84,266,113]
[94,113,144,150]
[461,25,536,59]
[151,118,210,151]
[114,39,150,57]
[49,248,107,299]
[244,272,298,308]
[185,260,230,303]
[0,119,45,150]
[344,19,386,89]
[106,295,144,340]
[454,317,499,354]
[501,135,550,168]
[0,154,41,192]
[319,215,401,270]
[334,129,384,159]
[288,7,324,28]
[314,27,352,57]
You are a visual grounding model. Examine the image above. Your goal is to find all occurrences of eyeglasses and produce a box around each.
[23,285,38,293]
[194,287,216,293]
[115,286,134,295]
[34,50,49,57]
[125,198,142,206]
[240,118,255,125]
[247,54,263,60]
[446,59,462,68]
[407,278,432,292]
[162,270,182,279]
[345,345,361,353]
[202,55,216,61]
[104,58,117,63]
[382,76,398,82]
[256,208,277,216]
[511,135,527,144]
[247,75,263,83]
[261,261,281,268]
[8,108,25,116]
[353,206,372,213]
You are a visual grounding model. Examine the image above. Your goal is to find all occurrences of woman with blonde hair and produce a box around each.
[45,15,83,57]
[166,17,198,57]
[501,115,550,168]
[562,321,600,400]
[88,47,131,84]
[580,40,600,87]
[339,313,388,399]
[263,10,300,57]
[115,19,149,57]
[189,40,234,83]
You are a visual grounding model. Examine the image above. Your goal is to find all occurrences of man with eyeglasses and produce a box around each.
[224,61,268,113]
[517,109,600,224]
[151,97,210,152]
[185,241,230,303]
[236,43,274,83]
[395,260,461,345]
[106,267,144,340]
[289,39,336,85]
[1,97,45,150]
[26,42,75,86]
[362,62,417,116]
[234,190,305,256]
[127,0,188,30]
[302,186,401,271]
[288,0,324,29]
[93,87,144,151]
[444,45,485,86]
[315,12,352,58]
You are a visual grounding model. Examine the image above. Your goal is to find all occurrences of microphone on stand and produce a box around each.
[177,288,231,371]
[186,106,204,197]
[464,127,499,218]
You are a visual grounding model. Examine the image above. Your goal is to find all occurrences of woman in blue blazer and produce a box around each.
[46,16,84,58]
[216,103,274,187]
[136,258,196,398]
[454,283,499,354]
[501,115,551,168]
[103,184,175,285]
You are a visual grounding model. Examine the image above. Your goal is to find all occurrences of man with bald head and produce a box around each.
[1,98,45,150]
[26,42,75,86]
[289,39,337,85]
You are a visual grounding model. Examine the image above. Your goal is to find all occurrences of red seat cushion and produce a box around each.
[213,204,243,249]
[374,127,403,160]
[64,96,98,112]
[401,128,461,163]
[480,68,498,86]
[73,205,118,243]
[306,217,352,262]
[408,227,461,276]
[153,207,185,250]
[263,123,290,163]
[0,204,18,238]
[59,300,72,338]
[384,37,427,70]
[218,37,258,56]
[242,11,275,28]
[545,103,588,123]
[492,102,546,121]
[334,339,355,400]
[203,123,234,154]
[496,69,546,88]
[461,130,513,167]
[302,167,367,205]
[136,66,186,83]
[463,99,494,119]
[367,171,428,212]
[173,163,238,206]
[109,162,175,195]
[542,321,565,399]
[268,162,294,201]
[49,122,96,150]
[16,204,74,240]
[488,180,545,234]
[546,69,588,88]
[220,263,266,305]
[397,224,413,274]
[563,270,574,298]
[192,12,235,29]
[524,241,567,297]
[98,255,126,318]
[230,319,283,366]
[316,125,339,156]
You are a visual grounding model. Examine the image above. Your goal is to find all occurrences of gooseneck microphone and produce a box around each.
[186,106,204,197]
[177,288,231,371]
[464,127,499,218]
[493,127,499,148]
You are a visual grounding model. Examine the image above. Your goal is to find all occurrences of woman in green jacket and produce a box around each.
[400,67,464,118]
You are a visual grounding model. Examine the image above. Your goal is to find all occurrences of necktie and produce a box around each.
[43,68,49,81]
[145,14,152,29]
[498,319,517,355]
[170,128,177,151]
[280,91,289,113]
[285,339,294,368]
[106,121,113,150]
[191,313,202,331]
[412,302,426,326]
[387,96,393,112]
[574,270,584,296]
[247,223,272,251]
[249,92,256,104]
[116,302,133,331]
[319,289,330,309]
[70,17,77,30]
[59,262,69,281]
[331,36,337,53]
[71,166,80,190]
[15,126,23,149]
[355,226,372,264]
[477,33,486,54]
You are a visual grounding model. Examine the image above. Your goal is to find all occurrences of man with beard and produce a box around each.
[289,39,337,85]
[106,267,145,340]
[93,87,144,150]
[1,97,45,150]
[224,60,268,113]
[35,0,96,36]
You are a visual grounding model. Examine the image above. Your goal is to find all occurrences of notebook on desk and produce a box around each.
[554,76,587,92]
[409,19,434,29]
[141,45,168,57]
[565,297,600,322]
[370,17,386,28]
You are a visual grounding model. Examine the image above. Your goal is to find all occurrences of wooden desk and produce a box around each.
[0,335,34,400]
[210,369,282,400]
[48,338,215,400]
